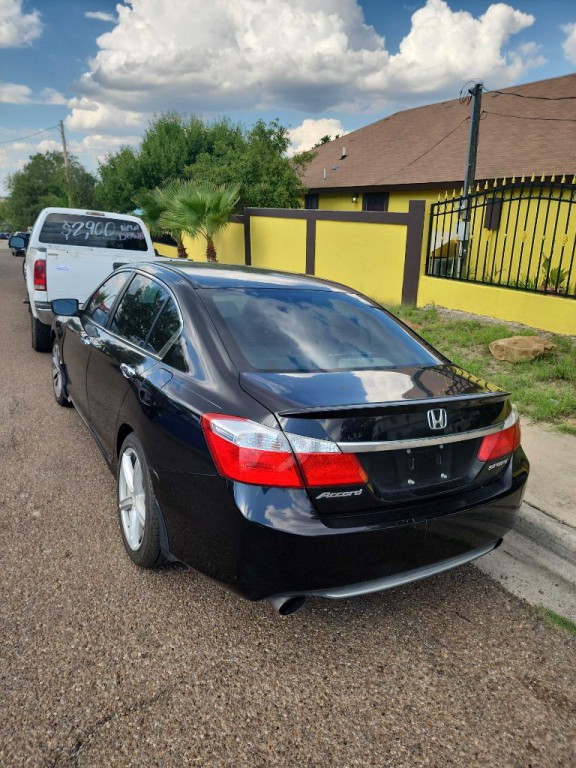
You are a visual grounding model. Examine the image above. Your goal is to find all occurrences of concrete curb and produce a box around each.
[520,421,576,529]
[476,421,576,620]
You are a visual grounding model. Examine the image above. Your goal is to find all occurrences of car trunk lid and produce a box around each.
[239,365,514,510]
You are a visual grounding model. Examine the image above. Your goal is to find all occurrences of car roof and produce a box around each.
[139,260,346,291]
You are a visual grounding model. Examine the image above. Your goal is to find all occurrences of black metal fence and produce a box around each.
[426,179,576,298]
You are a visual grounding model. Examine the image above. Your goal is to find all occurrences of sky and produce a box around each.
[1,0,575,194]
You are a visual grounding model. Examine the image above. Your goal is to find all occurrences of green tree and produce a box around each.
[134,182,190,259]
[5,151,96,228]
[95,146,141,212]
[159,181,240,262]
[138,112,209,190]
[313,134,340,147]
[187,119,314,209]
[95,113,213,211]
[95,113,315,215]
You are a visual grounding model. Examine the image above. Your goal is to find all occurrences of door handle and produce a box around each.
[120,363,138,379]
[138,386,154,407]
[80,334,91,346]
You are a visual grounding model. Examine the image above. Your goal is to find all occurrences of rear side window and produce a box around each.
[38,212,148,251]
[84,271,131,326]
[147,298,181,354]
[201,288,440,372]
[110,274,177,354]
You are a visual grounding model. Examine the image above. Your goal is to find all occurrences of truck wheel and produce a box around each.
[31,316,52,352]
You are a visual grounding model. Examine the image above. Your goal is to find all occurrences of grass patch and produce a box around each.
[536,607,576,635]
[390,305,576,434]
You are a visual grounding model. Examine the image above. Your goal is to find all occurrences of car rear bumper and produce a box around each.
[158,450,528,602]
[271,539,502,600]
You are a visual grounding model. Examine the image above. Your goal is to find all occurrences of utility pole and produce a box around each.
[458,81,483,276]
[59,119,73,207]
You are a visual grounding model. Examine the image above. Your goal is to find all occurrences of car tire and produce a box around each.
[51,341,72,407]
[117,434,166,568]
[31,315,52,352]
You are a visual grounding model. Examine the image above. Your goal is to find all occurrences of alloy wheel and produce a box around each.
[118,448,147,551]
[52,346,63,400]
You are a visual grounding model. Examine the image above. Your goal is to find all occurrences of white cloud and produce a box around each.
[66,98,146,132]
[0,0,42,47]
[562,22,576,65]
[68,0,541,130]
[361,0,543,97]
[85,10,116,22]
[288,118,347,154]
[0,81,32,103]
[0,81,67,104]
[37,87,67,105]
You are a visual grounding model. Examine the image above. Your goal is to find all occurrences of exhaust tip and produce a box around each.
[268,595,306,616]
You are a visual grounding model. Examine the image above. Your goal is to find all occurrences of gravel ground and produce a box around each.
[0,245,575,768]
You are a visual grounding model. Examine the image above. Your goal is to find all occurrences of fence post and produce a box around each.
[243,210,252,265]
[305,214,316,275]
[401,200,426,305]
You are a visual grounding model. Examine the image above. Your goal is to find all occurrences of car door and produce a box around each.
[86,272,180,460]
[62,270,131,420]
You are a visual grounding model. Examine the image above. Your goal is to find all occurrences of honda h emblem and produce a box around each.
[427,408,448,430]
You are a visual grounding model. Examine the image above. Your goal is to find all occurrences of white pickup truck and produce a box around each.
[22,207,160,351]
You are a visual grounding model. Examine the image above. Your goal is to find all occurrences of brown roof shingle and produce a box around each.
[303,74,576,191]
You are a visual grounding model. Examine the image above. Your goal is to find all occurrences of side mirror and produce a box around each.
[51,298,79,316]
[9,235,25,249]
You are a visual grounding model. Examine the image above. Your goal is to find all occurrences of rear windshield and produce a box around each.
[200,288,440,372]
[38,212,148,251]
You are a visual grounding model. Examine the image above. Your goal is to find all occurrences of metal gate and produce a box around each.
[426,178,576,298]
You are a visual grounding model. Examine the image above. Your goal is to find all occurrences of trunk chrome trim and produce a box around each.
[336,410,517,453]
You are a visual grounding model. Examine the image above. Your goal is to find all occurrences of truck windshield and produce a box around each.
[38,213,148,251]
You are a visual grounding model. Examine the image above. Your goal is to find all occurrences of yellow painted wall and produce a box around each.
[153,241,177,257]
[315,220,406,305]
[313,188,449,213]
[318,193,361,211]
[388,189,448,213]
[418,275,576,335]
[153,222,245,264]
[250,217,307,273]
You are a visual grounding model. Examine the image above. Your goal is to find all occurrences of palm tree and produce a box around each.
[134,183,189,259]
[160,182,240,262]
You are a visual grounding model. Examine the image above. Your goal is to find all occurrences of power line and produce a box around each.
[375,116,470,184]
[488,89,576,101]
[0,125,59,144]
[483,109,576,123]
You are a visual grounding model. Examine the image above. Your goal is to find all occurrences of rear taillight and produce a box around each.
[201,414,367,488]
[33,259,47,291]
[477,415,521,462]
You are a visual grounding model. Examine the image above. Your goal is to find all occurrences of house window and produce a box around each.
[363,193,389,212]
[304,194,319,209]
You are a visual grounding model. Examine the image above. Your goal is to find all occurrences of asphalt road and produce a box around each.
[0,243,574,768]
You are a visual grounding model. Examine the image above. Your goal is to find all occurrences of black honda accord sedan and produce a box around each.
[51,261,528,614]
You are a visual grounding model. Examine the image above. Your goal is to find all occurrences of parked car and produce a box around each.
[8,231,29,256]
[23,207,159,352]
[51,262,529,614]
